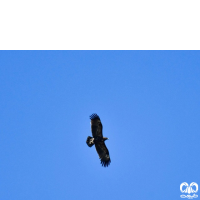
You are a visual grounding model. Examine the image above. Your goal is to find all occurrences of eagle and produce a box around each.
[86,113,111,167]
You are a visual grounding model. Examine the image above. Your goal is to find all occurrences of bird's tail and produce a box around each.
[86,136,94,147]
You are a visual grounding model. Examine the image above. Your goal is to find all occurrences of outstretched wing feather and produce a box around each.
[95,141,111,167]
[90,114,103,138]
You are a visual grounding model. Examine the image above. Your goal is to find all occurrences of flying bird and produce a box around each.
[86,113,111,167]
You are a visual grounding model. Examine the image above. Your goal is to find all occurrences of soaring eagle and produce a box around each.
[86,113,111,167]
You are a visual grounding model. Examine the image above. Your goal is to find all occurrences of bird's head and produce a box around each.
[103,137,109,141]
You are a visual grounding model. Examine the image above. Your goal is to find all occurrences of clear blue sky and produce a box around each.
[0,51,200,200]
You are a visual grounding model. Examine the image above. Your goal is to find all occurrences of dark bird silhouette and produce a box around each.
[86,113,111,167]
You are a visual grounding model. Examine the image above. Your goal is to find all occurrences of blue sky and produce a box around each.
[0,51,200,200]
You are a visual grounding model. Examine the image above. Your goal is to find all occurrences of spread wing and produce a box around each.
[90,113,103,138]
[95,141,111,167]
